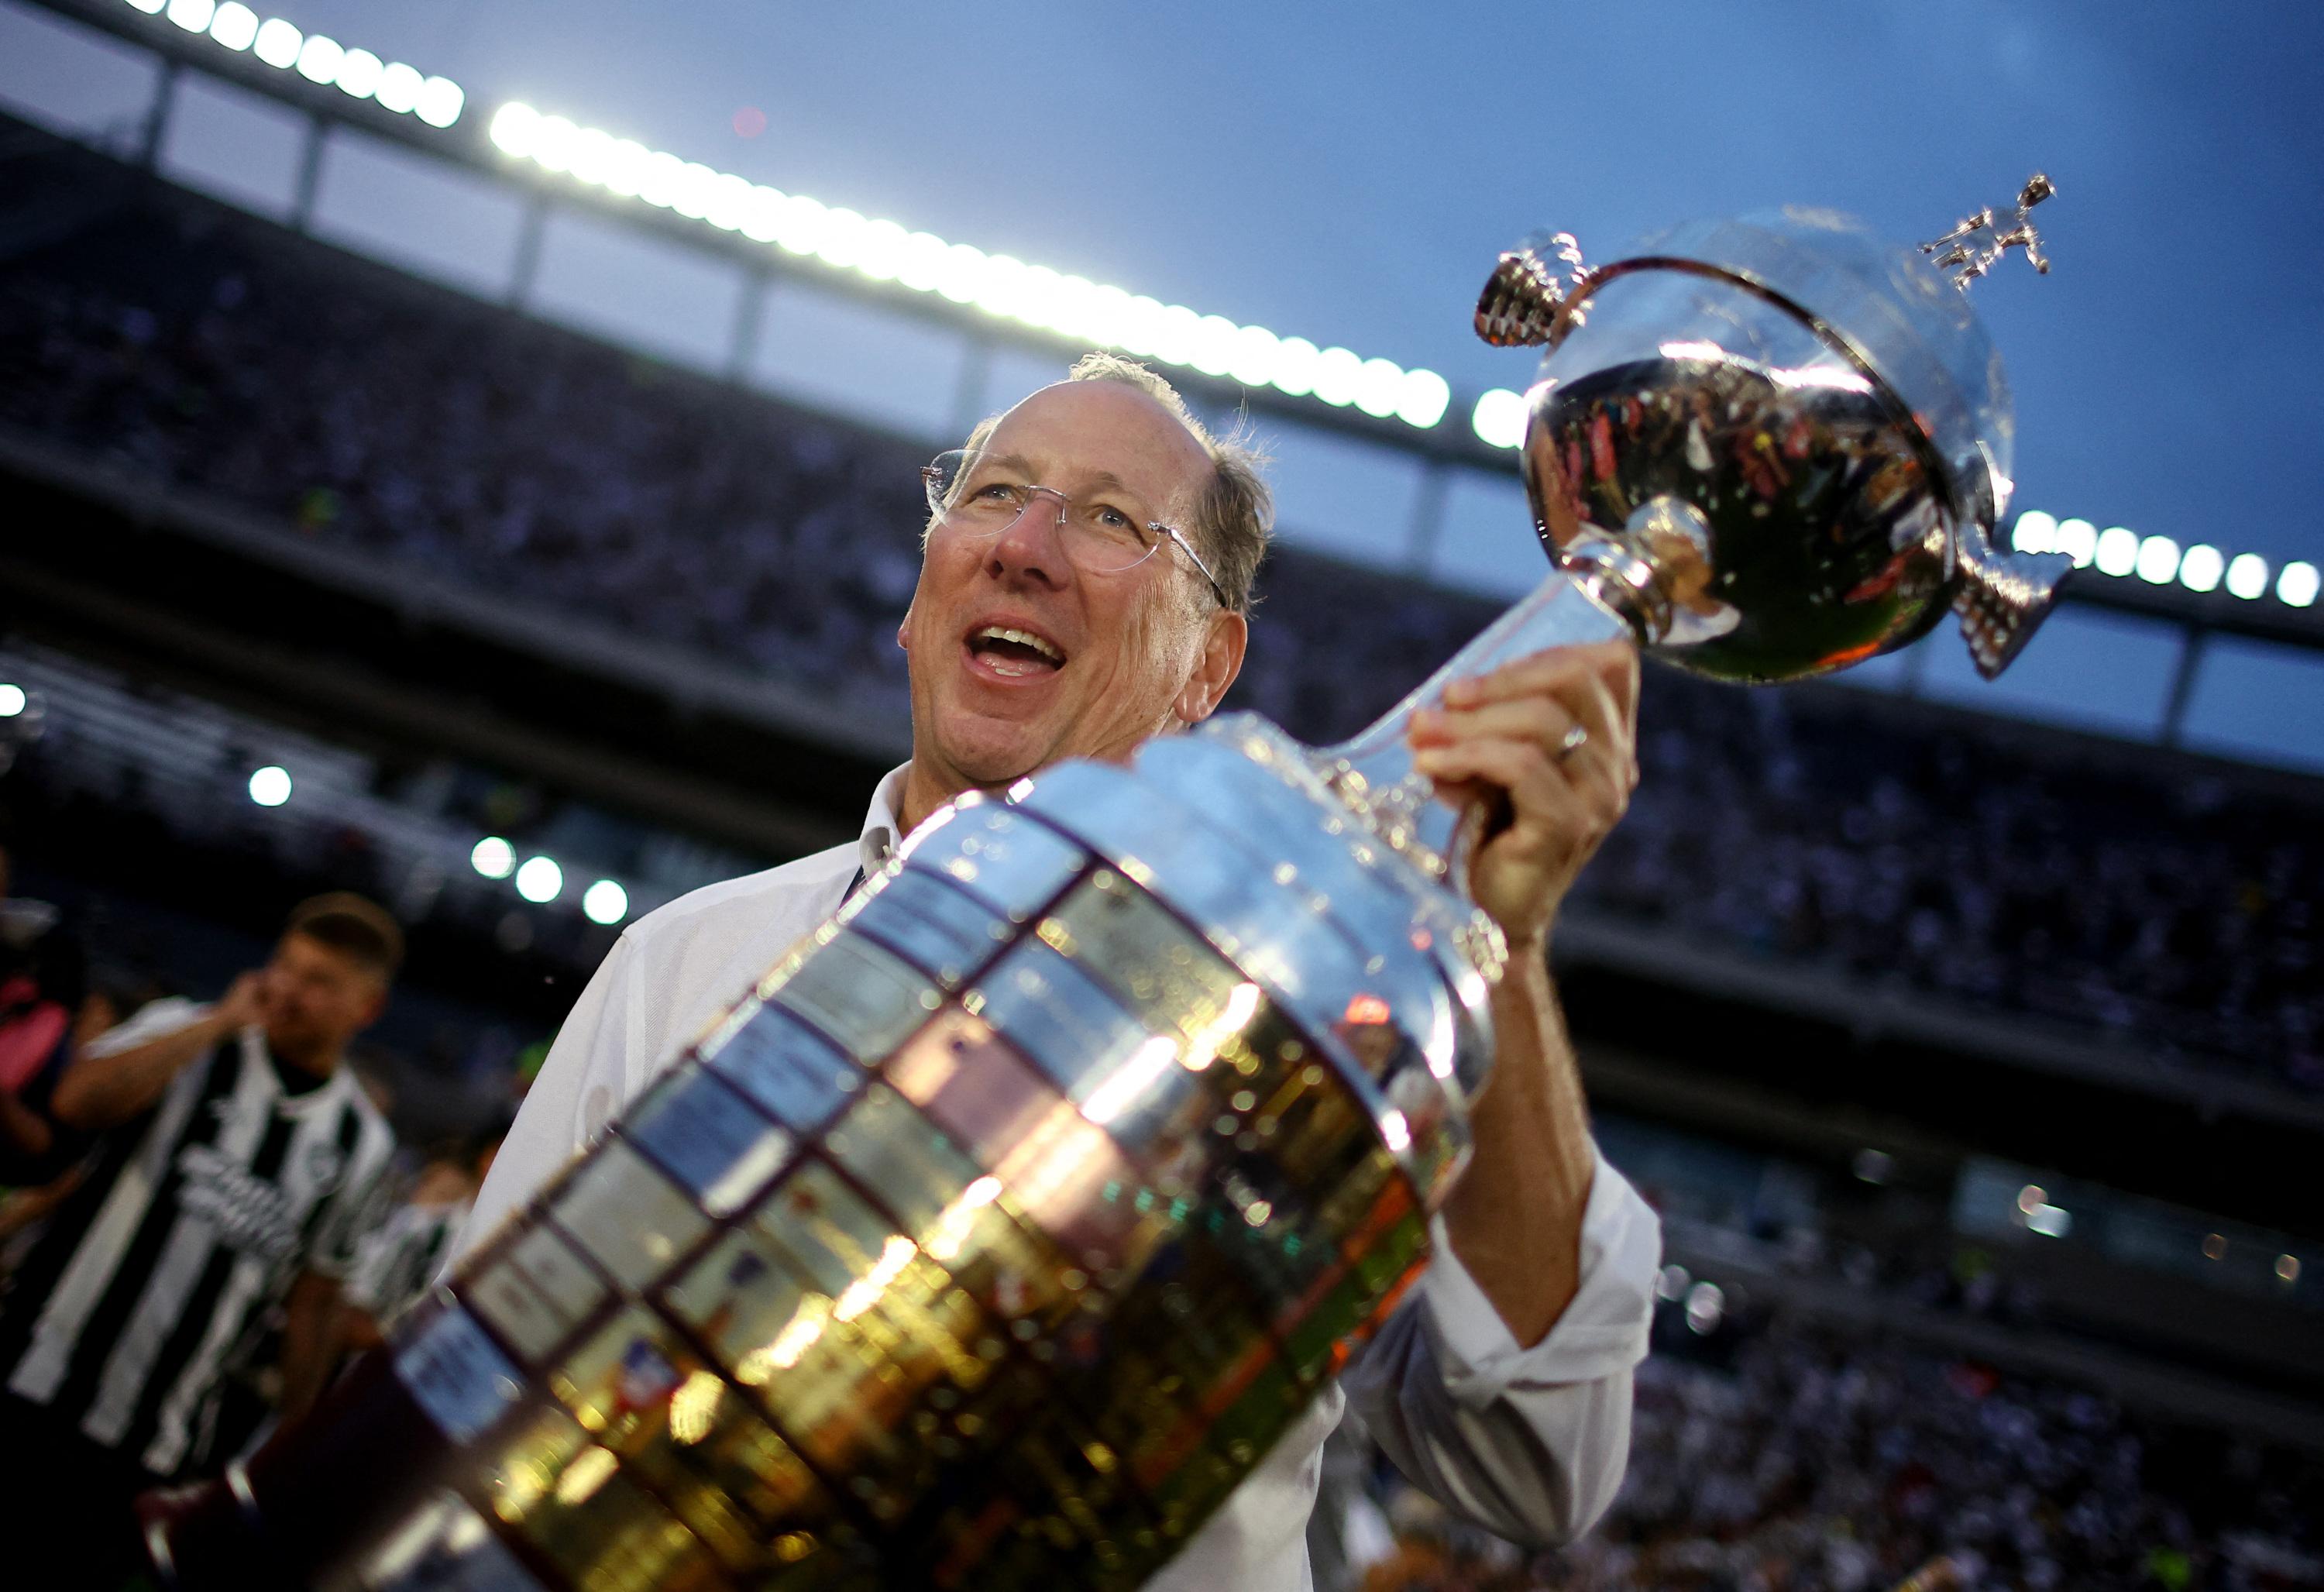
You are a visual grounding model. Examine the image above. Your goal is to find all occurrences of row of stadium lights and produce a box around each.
[121,0,464,127]
[2019,1186,2302,1283]
[228,759,632,926]
[112,2,2324,597]
[2010,512,2319,607]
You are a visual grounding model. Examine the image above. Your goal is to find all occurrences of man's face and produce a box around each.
[261,932,386,1067]
[898,382,1243,800]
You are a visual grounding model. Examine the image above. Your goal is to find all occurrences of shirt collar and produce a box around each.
[858,763,912,879]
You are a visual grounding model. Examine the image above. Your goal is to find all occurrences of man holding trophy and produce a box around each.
[456,352,1668,1589]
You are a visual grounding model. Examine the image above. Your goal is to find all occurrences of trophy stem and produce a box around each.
[1308,568,1637,889]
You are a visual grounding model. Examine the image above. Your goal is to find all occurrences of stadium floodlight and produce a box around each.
[1683,1281,1724,1335]
[0,684,26,717]
[247,765,292,806]
[334,47,385,101]
[1227,323,1281,388]
[251,16,300,67]
[207,1,256,50]
[1395,368,1452,429]
[2009,509,2058,554]
[469,836,516,879]
[294,33,344,85]
[2093,525,2139,577]
[1312,346,1364,407]
[375,60,423,114]
[1270,335,1321,398]
[1470,387,1527,449]
[414,76,465,129]
[2026,1202,2072,1238]
[2225,552,2271,600]
[2278,560,2320,607]
[2281,1254,2304,1284]
[489,101,541,157]
[1190,315,1240,379]
[1353,356,1405,419]
[165,0,215,32]
[2050,517,2095,568]
[514,855,563,903]
[125,0,166,15]
[2133,534,2180,585]
[582,879,630,926]
[2177,544,2224,593]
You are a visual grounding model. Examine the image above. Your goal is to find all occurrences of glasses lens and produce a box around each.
[922,451,1164,575]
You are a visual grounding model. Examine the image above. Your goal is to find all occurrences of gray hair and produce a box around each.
[956,352,1273,614]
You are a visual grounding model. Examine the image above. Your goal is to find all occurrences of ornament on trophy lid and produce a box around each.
[1921,172,2057,290]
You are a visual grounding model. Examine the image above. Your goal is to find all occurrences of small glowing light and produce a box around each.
[552,1446,619,1508]
[0,684,25,717]
[414,75,465,129]
[2010,510,2058,555]
[582,879,629,926]
[164,0,215,33]
[2225,552,2271,600]
[1353,356,1406,419]
[514,856,563,903]
[528,115,578,174]
[1342,993,1392,1026]
[2278,560,2320,607]
[125,0,166,14]
[294,33,344,84]
[562,126,614,187]
[2093,525,2139,577]
[1684,1280,1725,1334]
[374,60,423,115]
[1395,368,1452,429]
[1307,346,1362,407]
[834,1234,918,1322]
[2134,534,2180,585]
[1472,387,1527,450]
[207,1,256,50]
[1655,1264,1690,1301]
[487,101,540,156]
[2026,1203,2072,1238]
[1227,323,1281,387]
[1150,303,1201,367]
[2279,1254,2302,1284]
[333,46,384,100]
[251,16,301,67]
[637,150,687,211]
[2017,1183,2047,1215]
[933,240,985,302]
[665,1369,723,1446]
[853,216,910,279]
[2054,517,2097,569]
[2178,544,2224,593]
[1188,315,1241,378]
[1380,1108,1411,1154]
[1270,335,1322,398]
[470,837,515,879]
[246,765,292,806]
[2203,1233,2228,1260]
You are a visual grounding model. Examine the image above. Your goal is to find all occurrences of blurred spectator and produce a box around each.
[0,892,399,1588]
[0,810,88,1177]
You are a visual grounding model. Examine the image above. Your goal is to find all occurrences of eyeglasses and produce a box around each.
[921,449,1230,608]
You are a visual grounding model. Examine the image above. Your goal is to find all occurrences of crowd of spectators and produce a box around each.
[1339,1300,2324,1592]
[0,152,2318,1094]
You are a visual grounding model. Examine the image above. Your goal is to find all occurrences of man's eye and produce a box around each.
[1091,504,1135,529]
[971,481,1022,502]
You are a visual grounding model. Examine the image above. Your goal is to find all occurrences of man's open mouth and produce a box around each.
[967,625,1066,679]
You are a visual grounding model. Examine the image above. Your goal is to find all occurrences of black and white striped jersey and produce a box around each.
[344,1197,469,1326]
[0,998,394,1477]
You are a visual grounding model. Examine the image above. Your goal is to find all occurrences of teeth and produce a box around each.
[975,626,1064,663]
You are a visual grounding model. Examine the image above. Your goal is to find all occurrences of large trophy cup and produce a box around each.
[145,187,2066,1590]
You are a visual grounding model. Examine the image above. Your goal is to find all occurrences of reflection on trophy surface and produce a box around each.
[141,189,2066,1591]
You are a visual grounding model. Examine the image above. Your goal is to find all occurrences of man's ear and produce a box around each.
[896,604,913,653]
[1174,608,1248,726]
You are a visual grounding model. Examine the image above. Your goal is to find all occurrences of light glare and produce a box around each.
[0,684,27,717]
[126,0,166,13]
[207,2,256,49]
[1395,368,1451,429]
[1270,335,1320,397]
[470,837,516,879]
[165,0,215,33]
[2054,517,2096,568]
[294,33,344,85]
[1471,387,1527,449]
[415,76,465,129]
[2093,524,2139,577]
[2177,544,2223,593]
[375,61,423,114]
[2133,534,2181,585]
[582,879,629,925]
[334,46,383,99]
[252,16,301,67]
[2279,561,2320,607]
[514,856,563,904]
[1312,346,1363,407]
[2010,510,2057,554]
[247,765,292,806]
[488,102,540,157]
[2226,552,2271,600]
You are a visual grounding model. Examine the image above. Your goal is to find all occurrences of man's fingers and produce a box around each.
[1441,641,1638,717]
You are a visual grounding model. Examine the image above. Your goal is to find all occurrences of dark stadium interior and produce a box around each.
[3,13,2322,1587]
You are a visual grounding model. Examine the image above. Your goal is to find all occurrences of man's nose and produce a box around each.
[985,489,1072,586]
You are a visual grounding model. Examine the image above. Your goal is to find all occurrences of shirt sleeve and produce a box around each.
[77,995,207,1058]
[445,932,644,1273]
[1339,1146,1662,1548]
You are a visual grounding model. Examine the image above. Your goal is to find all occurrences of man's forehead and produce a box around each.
[983,382,1210,497]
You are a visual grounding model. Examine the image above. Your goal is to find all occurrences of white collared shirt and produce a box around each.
[459,765,1661,1590]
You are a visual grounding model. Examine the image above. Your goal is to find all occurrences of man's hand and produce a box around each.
[51,968,273,1131]
[214,969,271,1031]
[1408,639,1642,950]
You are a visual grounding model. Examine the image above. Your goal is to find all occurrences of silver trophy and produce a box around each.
[143,182,2066,1591]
